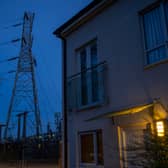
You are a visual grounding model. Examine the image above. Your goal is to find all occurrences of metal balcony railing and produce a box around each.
[67,61,107,110]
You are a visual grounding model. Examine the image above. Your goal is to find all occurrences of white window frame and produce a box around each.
[141,1,168,66]
[79,130,103,166]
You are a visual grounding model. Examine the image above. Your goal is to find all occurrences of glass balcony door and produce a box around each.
[79,42,98,106]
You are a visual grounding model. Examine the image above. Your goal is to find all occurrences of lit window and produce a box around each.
[80,130,104,165]
[142,2,168,65]
[156,121,164,137]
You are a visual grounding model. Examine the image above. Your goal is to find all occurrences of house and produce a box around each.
[53,0,168,167]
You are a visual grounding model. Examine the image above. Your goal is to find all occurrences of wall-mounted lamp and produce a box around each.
[156,121,164,137]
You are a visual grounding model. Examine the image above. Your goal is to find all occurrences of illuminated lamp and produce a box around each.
[156,121,164,137]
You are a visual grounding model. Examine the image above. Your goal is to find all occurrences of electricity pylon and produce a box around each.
[4,12,41,139]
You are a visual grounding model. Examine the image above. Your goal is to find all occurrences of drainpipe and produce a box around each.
[55,35,68,168]
[62,37,68,168]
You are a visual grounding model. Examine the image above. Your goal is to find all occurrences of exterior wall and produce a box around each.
[64,0,168,167]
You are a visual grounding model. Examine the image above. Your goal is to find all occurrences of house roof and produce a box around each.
[53,0,115,38]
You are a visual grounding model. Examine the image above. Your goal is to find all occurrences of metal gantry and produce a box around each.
[4,12,41,140]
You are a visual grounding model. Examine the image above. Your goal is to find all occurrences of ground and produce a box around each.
[0,162,59,168]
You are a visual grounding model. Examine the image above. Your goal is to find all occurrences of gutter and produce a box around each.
[54,34,68,168]
[62,37,68,168]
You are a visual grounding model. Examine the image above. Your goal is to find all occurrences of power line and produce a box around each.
[0,38,21,46]
[8,70,16,74]
[0,56,19,64]
[35,57,60,110]
[36,72,54,122]
[3,22,23,30]
[36,71,55,112]
[0,17,22,29]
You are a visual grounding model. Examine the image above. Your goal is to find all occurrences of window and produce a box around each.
[67,41,106,110]
[79,41,98,106]
[79,130,104,165]
[142,1,168,65]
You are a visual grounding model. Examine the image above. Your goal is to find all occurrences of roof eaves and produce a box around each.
[86,102,154,121]
[53,0,114,38]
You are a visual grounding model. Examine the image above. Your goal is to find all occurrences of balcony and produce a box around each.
[67,61,107,111]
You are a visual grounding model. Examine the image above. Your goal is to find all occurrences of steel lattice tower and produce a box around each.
[4,12,41,139]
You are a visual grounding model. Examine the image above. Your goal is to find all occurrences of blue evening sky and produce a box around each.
[0,0,92,133]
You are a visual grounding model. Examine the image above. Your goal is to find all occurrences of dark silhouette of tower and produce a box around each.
[4,12,41,139]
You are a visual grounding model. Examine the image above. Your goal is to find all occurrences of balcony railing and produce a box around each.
[67,61,107,110]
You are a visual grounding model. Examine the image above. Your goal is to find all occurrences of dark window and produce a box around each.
[80,130,104,165]
[80,49,88,105]
[79,41,99,106]
[91,44,99,102]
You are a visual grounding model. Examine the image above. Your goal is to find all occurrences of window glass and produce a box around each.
[90,43,97,66]
[80,49,87,71]
[80,133,94,163]
[143,7,164,49]
[80,49,88,105]
[143,6,166,64]
[90,43,98,102]
[75,40,105,108]
[80,131,104,165]
[164,1,168,32]
[79,41,99,106]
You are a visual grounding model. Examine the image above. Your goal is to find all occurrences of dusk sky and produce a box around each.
[0,0,92,133]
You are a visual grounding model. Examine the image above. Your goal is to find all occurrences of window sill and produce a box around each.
[144,58,168,70]
[77,99,106,112]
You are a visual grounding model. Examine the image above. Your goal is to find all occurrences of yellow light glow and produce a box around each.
[156,121,164,137]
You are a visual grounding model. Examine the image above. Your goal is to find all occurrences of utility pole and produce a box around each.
[16,112,28,141]
[17,114,21,141]
[4,12,41,139]
[0,124,6,142]
[22,112,28,139]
